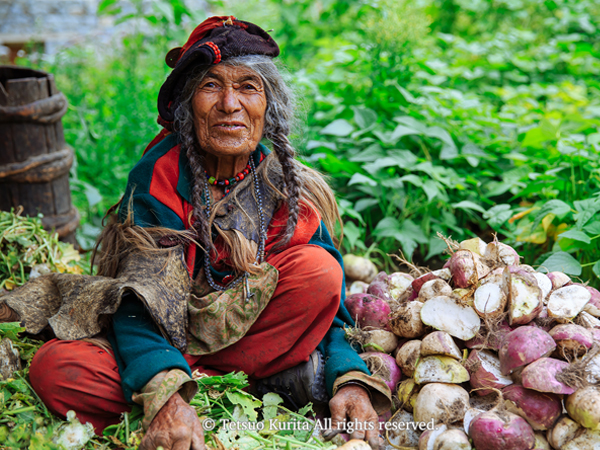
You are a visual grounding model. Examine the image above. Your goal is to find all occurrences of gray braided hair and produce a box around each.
[173,55,301,254]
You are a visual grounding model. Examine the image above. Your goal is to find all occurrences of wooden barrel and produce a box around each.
[0,66,79,242]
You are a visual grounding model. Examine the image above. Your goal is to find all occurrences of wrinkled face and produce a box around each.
[192,64,267,158]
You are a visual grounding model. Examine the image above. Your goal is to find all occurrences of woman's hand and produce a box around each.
[139,392,205,450]
[328,385,381,449]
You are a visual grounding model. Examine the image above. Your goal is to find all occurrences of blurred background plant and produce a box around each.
[16,0,600,286]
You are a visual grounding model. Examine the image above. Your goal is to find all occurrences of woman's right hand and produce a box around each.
[139,392,205,450]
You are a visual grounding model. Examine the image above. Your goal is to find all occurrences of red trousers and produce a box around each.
[29,244,342,433]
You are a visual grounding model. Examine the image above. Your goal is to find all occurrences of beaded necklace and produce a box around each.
[202,154,267,300]
[204,153,265,195]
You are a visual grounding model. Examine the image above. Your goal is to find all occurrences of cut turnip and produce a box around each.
[581,285,600,317]
[467,350,513,395]
[420,331,462,360]
[469,409,535,450]
[413,355,470,384]
[465,320,511,352]
[504,266,543,325]
[359,352,402,393]
[547,271,571,290]
[464,393,500,435]
[396,378,420,412]
[450,250,491,288]
[385,410,421,449]
[418,424,447,450]
[345,328,399,354]
[548,285,592,321]
[345,294,392,331]
[533,272,553,302]
[388,272,414,300]
[521,357,576,394]
[367,272,391,302]
[499,326,556,375]
[577,311,600,330]
[348,281,369,295]
[566,386,600,431]
[434,429,472,450]
[546,415,581,450]
[502,385,562,431]
[473,282,507,318]
[419,279,453,302]
[459,237,487,256]
[389,301,427,338]
[549,324,594,359]
[343,254,378,283]
[483,241,520,267]
[413,383,469,425]
[420,296,481,341]
[396,339,422,377]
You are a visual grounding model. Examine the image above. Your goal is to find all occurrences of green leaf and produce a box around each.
[400,174,424,187]
[262,393,283,420]
[557,229,591,244]
[348,173,377,187]
[354,198,378,212]
[225,390,261,422]
[393,116,428,134]
[98,0,119,14]
[349,144,385,163]
[422,180,441,202]
[390,124,422,141]
[425,235,448,260]
[539,252,582,276]
[532,200,571,230]
[452,201,487,214]
[381,178,404,189]
[352,107,377,129]
[521,120,559,148]
[583,221,600,235]
[0,322,25,340]
[425,126,455,146]
[343,221,361,248]
[484,204,513,228]
[320,119,354,137]
[593,260,600,280]
[374,218,427,258]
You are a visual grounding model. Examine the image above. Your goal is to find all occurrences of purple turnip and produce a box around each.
[345,294,392,331]
[450,250,491,288]
[467,350,513,396]
[499,326,556,375]
[359,352,402,393]
[469,409,535,450]
[549,324,594,359]
[521,357,576,394]
[502,385,562,431]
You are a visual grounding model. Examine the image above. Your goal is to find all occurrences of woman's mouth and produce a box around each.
[214,122,246,130]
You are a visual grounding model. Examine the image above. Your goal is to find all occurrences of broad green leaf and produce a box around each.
[425,126,455,146]
[557,229,591,244]
[343,221,362,249]
[348,173,377,187]
[484,204,513,228]
[320,119,354,137]
[390,124,422,141]
[374,217,402,237]
[426,235,448,260]
[521,120,559,148]
[400,174,423,187]
[381,178,404,189]
[98,0,119,14]
[452,201,487,214]
[583,221,600,235]
[422,180,441,202]
[306,140,337,151]
[225,390,261,421]
[374,218,427,258]
[349,144,385,163]
[440,142,459,160]
[354,198,378,212]
[0,322,26,340]
[539,252,582,276]
[262,393,283,420]
[532,199,571,230]
[393,116,428,134]
[573,198,600,229]
[396,86,418,103]
[352,106,377,129]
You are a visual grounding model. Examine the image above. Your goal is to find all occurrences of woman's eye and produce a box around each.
[243,84,258,91]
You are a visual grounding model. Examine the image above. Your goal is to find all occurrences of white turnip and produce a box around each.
[385,409,421,448]
[389,272,414,302]
[483,241,520,267]
[343,254,378,283]
[420,331,462,360]
[413,356,470,384]
[418,279,453,302]
[413,383,469,425]
[395,339,422,377]
[546,415,581,449]
[420,296,481,341]
[459,237,487,256]
[547,285,591,321]
[389,301,427,338]
[504,266,543,325]
[345,328,399,354]
[565,386,600,431]
[547,271,571,290]
[473,281,507,318]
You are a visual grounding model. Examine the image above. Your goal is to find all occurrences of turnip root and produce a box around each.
[396,339,422,377]
[367,272,391,302]
[418,279,453,302]
[420,331,461,360]
[533,272,553,302]
[465,320,511,351]
[359,352,402,393]
[414,356,470,384]
[346,328,399,354]
[547,271,572,290]
[548,285,591,321]
[348,281,369,295]
[577,311,600,330]
[566,386,600,431]
[459,237,487,256]
[549,324,594,359]
[562,428,600,450]
[483,241,520,267]
[502,385,562,431]
[343,254,378,283]
[396,378,420,412]
[469,409,535,450]
[521,357,576,394]
[431,429,471,450]
[389,272,414,302]
[412,273,440,296]
[413,383,469,425]
[499,326,556,375]
[473,281,507,318]
[389,301,427,338]
[581,285,600,318]
[467,350,512,395]
[345,294,392,331]
[546,415,582,449]
[532,432,551,450]
[504,266,543,325]
[385,409,421,449]
[450,250,491,288]
[419,424,447,450]
[420,296,481,341]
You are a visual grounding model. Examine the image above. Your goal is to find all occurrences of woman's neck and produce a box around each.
[203,152,250,180]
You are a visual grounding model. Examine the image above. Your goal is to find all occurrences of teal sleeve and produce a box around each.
[310,223,371,396]
[107,296,192,402]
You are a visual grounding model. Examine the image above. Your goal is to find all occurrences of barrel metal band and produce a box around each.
[0,147,73,183]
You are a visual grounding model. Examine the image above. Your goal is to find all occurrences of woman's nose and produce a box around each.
[218,88,243,114]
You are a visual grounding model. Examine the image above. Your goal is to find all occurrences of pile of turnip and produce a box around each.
[342,237,600,450]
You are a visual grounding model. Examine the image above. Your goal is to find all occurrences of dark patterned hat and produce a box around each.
[157,16,280,123]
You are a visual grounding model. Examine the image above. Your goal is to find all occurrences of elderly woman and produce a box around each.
[25,16,391,450]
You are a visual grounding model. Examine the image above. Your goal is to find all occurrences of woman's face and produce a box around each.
[192,64,267,159]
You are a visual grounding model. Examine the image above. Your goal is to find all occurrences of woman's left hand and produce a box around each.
[328,384,381,449]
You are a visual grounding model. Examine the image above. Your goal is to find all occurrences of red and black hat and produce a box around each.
[157,16,280,123]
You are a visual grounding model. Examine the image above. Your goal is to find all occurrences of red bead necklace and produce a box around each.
[204,152,265,195]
